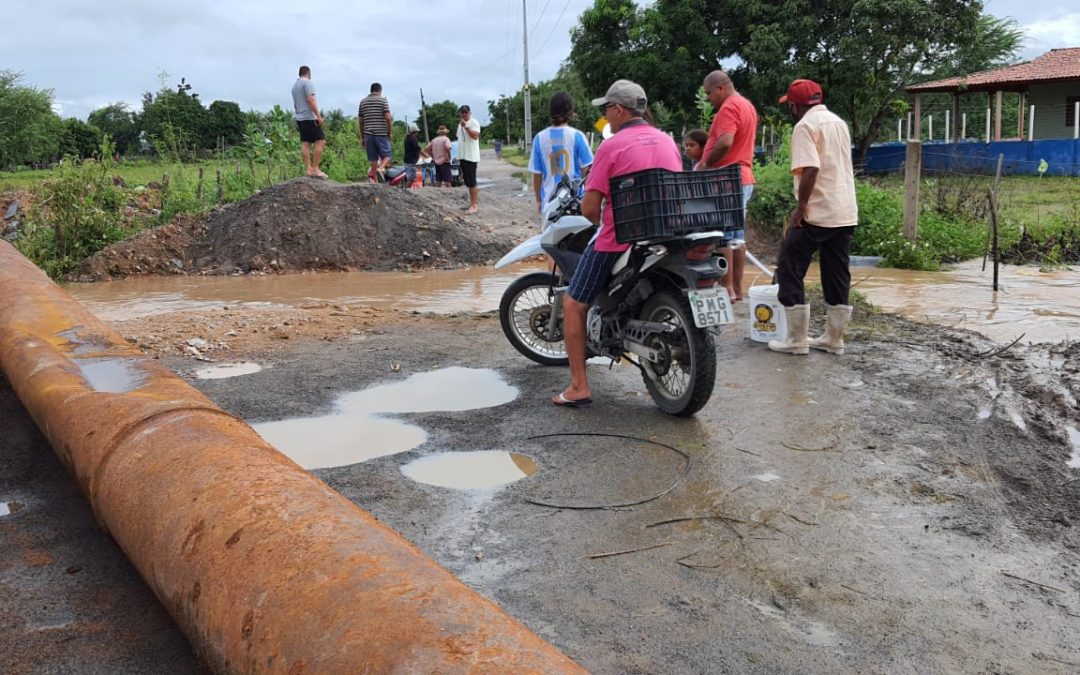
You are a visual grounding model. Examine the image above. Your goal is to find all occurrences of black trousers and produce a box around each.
[775,223,855,307]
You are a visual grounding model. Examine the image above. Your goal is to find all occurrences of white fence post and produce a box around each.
[1028,105,1035,141]
[1075,101,1079,139]
[945,110,950,142]
[907,112,913,141]
[961,113,967,140]
[985,108,991,142]
[929,115,933,141]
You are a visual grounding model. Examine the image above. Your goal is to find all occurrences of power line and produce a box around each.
[535,0,574,58]
[529,0,553,42]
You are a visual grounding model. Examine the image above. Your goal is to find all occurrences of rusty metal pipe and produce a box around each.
[0,241,583,674]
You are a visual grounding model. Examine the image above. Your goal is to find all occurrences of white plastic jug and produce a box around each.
[748,284,787,343]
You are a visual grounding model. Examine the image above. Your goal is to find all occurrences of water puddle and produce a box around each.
[252,367,518,470]
[193,362,264,380]
[806,260,1080,344]
[753,473,782,482]
[66,256,1080,344]
[1067,427,1080,469]
[66,264,543,321]
[749,600,840,647]
[337,367,518,414]
[56,327,111,355]
[72,357,148,393]
[401,451,538,490]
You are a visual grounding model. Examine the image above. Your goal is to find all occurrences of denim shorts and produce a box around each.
[364,134,392,161]
[728,184,755,240]
[567,244,622,304]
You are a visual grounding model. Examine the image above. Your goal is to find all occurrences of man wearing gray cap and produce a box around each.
[552,80,684,408]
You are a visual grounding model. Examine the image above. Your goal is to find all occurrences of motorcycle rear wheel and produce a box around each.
[638,291,716,416]
[499,272,569,366]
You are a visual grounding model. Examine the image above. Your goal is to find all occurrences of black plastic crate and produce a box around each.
[609,165,744,244]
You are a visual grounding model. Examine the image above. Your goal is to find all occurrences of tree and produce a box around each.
[415,100,461,139]
[58,118,103,159]
[0,71,62,169]
[140,78,210,158]
[207,100,246,148]
[88,103,140,155]
[567,0,1023,163]
[322,108,349,135]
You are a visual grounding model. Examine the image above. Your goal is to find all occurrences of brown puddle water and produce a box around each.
[66,264,542,321]
[72,358,148,393]
[252,367,519,470]
[401,451,538,490]
[67,260,1079,343]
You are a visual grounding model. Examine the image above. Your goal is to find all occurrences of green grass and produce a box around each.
[500,147,530,169]
[0,159,241,192]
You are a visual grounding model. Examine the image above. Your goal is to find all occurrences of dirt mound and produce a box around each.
[78,179,533,280]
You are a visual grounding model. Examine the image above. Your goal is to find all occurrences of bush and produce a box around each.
[852,182,984,270]
[16,141,129,277]
[747,128,792,232]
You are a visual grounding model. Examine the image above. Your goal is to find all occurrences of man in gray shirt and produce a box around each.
[291,65,327,179]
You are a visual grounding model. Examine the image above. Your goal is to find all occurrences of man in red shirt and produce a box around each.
[698,70,758,302]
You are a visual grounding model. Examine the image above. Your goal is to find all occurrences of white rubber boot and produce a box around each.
[767,304,810,355]
[809,304,854,355]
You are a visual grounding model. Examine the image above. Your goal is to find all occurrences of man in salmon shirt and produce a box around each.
[552,80,684,408]
[698,70,758,302]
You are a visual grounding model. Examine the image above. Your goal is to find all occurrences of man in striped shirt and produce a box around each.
[358,83,393,182]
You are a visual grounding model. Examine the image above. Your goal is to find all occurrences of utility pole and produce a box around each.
[419,88,431,143]
[522,0,532,157]
[505,98,511,145]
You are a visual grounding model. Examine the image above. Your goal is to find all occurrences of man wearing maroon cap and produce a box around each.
[768,79,858,356]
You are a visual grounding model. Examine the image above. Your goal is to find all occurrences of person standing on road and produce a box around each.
[530,91,593,219]
[552,80,683,408]
[403,123,422,184]
[457,105,481,213]
[698,70,758,302]
[768,79,858,356]
[421,125,453,187]
[358,83,393,182]
[291,66,327,179]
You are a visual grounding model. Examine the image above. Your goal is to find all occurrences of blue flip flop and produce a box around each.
[552,392,592,408]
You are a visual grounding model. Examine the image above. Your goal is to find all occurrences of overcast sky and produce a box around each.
[2,1,1078,124]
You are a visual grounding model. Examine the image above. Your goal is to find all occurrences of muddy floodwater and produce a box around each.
[68,259,1079,344]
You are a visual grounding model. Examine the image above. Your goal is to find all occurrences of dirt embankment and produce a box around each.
[77,179,536,280]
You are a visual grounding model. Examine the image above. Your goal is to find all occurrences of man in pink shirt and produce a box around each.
[699,70,758,302]
[553,80,684,407]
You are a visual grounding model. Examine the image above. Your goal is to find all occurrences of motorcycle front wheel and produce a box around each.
[638,291,717,416]
[499,272,569,366]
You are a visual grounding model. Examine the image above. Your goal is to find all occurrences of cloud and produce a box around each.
[1023,12,1080,53]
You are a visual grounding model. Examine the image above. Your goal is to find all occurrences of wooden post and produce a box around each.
[196,167,204,200]
[951,93,961,142]
[906,112,913,140]
[903,141,922,241]
[988,187,1000,292]
[216,170,223,202]
[994,91,1003,141]
[983,154,1004,277]
[913,95,922,140]
[1016,92,1025,139]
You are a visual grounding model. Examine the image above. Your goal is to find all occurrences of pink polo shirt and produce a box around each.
[585,122,683,252]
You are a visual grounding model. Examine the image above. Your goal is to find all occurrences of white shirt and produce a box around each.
[458,118,481,162]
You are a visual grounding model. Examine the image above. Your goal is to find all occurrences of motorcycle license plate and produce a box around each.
[687,287,733,328]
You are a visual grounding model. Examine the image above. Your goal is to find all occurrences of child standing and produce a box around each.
[683,129,708,171]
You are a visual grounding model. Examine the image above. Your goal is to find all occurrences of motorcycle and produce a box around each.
[495,170,739,416]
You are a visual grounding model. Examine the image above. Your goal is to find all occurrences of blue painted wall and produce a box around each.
[863,139,1080,176]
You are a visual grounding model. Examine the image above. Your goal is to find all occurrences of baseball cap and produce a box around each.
[779,79,823,106]
[591,80,647,114]
[458,105,471,114]
[408,123,419,132]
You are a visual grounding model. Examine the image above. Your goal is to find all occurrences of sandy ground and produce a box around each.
[3,151,1080,673]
